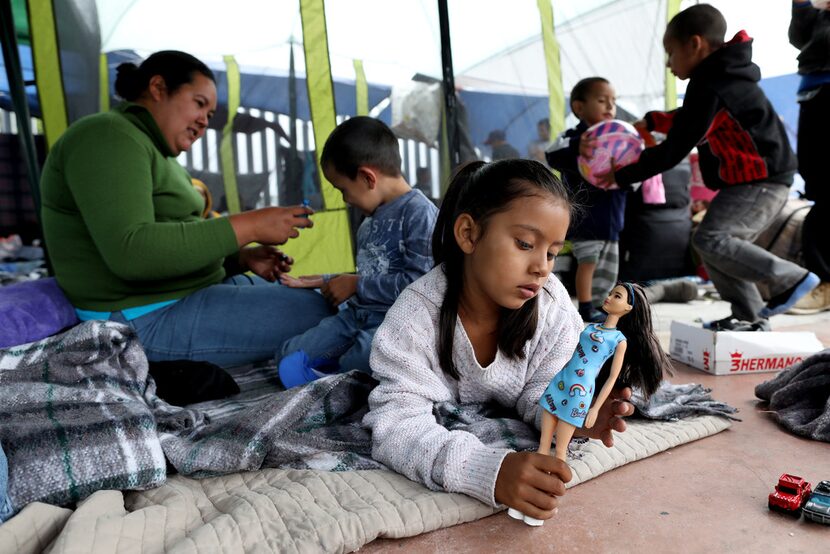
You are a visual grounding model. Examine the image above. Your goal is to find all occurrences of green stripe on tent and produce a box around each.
[353,59,368,116]
[281,208,354,276]
[537,0,564,136]
[665,0,681,111]
[296,0,354,274]
[99,53,109,112]
[28,0,67,149]
[221,54,242,214]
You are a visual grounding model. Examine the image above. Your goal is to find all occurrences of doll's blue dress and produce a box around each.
[539,323,626,428]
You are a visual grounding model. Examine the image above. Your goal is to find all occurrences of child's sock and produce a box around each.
[760,272,820,318]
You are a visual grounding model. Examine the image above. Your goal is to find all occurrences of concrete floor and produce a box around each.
[363,296,830,553]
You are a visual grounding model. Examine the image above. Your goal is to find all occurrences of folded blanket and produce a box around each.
[631,381,740,421]
[0,321,174,518]
[755,348,830,442]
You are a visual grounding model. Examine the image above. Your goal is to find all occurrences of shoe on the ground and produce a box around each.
[730,319,771,332]
[787,282,830,315]
[702,316,742,331]
[759,272,821,318]
[660,279,699,303]
[703,317,771,332]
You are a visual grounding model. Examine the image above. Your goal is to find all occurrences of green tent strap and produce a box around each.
[665,0,681,111]
[294,0,354,274]
[537,0,564,137]
[28,0,67,149]
[353,59,368,116]
[221,54,242,214]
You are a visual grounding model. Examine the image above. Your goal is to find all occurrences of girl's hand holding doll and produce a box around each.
[495,451,571,520]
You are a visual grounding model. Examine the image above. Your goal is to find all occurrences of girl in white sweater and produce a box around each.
[364,159,636,522]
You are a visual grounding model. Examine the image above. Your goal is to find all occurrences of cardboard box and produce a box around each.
[669,321,825,375]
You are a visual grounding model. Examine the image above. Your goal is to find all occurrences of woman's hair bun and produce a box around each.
[114,62,142,100]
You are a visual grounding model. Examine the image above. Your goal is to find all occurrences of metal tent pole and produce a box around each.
[437,0,460,169]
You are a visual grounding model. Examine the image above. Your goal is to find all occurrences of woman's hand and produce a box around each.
[240,245,292,282]
[321,274,358,306]
[280,274,325,288]
[229,204,314,247]
[494,451,572,520]
[575,386,635,447]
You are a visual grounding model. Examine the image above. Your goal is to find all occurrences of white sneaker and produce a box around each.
[523,515,545,526]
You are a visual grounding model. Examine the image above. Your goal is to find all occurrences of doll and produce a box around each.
[509,282,670,526]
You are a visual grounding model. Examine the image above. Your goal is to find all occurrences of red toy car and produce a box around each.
[769,473,812,514]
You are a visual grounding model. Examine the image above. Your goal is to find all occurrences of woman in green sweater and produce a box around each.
[40,50,332,367]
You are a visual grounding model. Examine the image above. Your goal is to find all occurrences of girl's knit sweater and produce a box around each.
[364,266,582,506]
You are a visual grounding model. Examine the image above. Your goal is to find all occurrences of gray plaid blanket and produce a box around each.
[0,321,545,517]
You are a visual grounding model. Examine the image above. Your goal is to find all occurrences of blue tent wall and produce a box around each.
[1,46,806,161]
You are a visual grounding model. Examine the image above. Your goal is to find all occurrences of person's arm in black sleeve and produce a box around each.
[789,1,818,50]
[615,82,719,188]
[545,130,580,177]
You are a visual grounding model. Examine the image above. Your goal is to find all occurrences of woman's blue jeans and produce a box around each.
[110,274,334,367]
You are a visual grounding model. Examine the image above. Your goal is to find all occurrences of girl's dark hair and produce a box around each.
[432,159,572,379]
[114,50,215,101]
[607,282,671,398]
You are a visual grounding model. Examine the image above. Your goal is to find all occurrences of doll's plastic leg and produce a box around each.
[538,411,557,456]
[554,420,578,462]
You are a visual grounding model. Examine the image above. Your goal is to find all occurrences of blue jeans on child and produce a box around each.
[110,274,333,367]
[692,182,808,322]
[279,303,386,373]
[0,440,13,522]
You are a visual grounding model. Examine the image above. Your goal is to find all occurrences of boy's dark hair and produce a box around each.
[569,77,610,111]
[115,50,215,101]
[321,116,402,179]
[665,4,727,49]
[596,283,671,399]
[432,159,573,380]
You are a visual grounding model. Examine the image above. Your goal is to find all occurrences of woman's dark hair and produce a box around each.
[432,159,572,379]
[320,116,402,179]
[114,50,215,101]
[608,282,671,398]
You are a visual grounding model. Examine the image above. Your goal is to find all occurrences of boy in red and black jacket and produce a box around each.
[596,3,818,331]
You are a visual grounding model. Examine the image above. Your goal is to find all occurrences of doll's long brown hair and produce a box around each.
[603,282,671,398]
